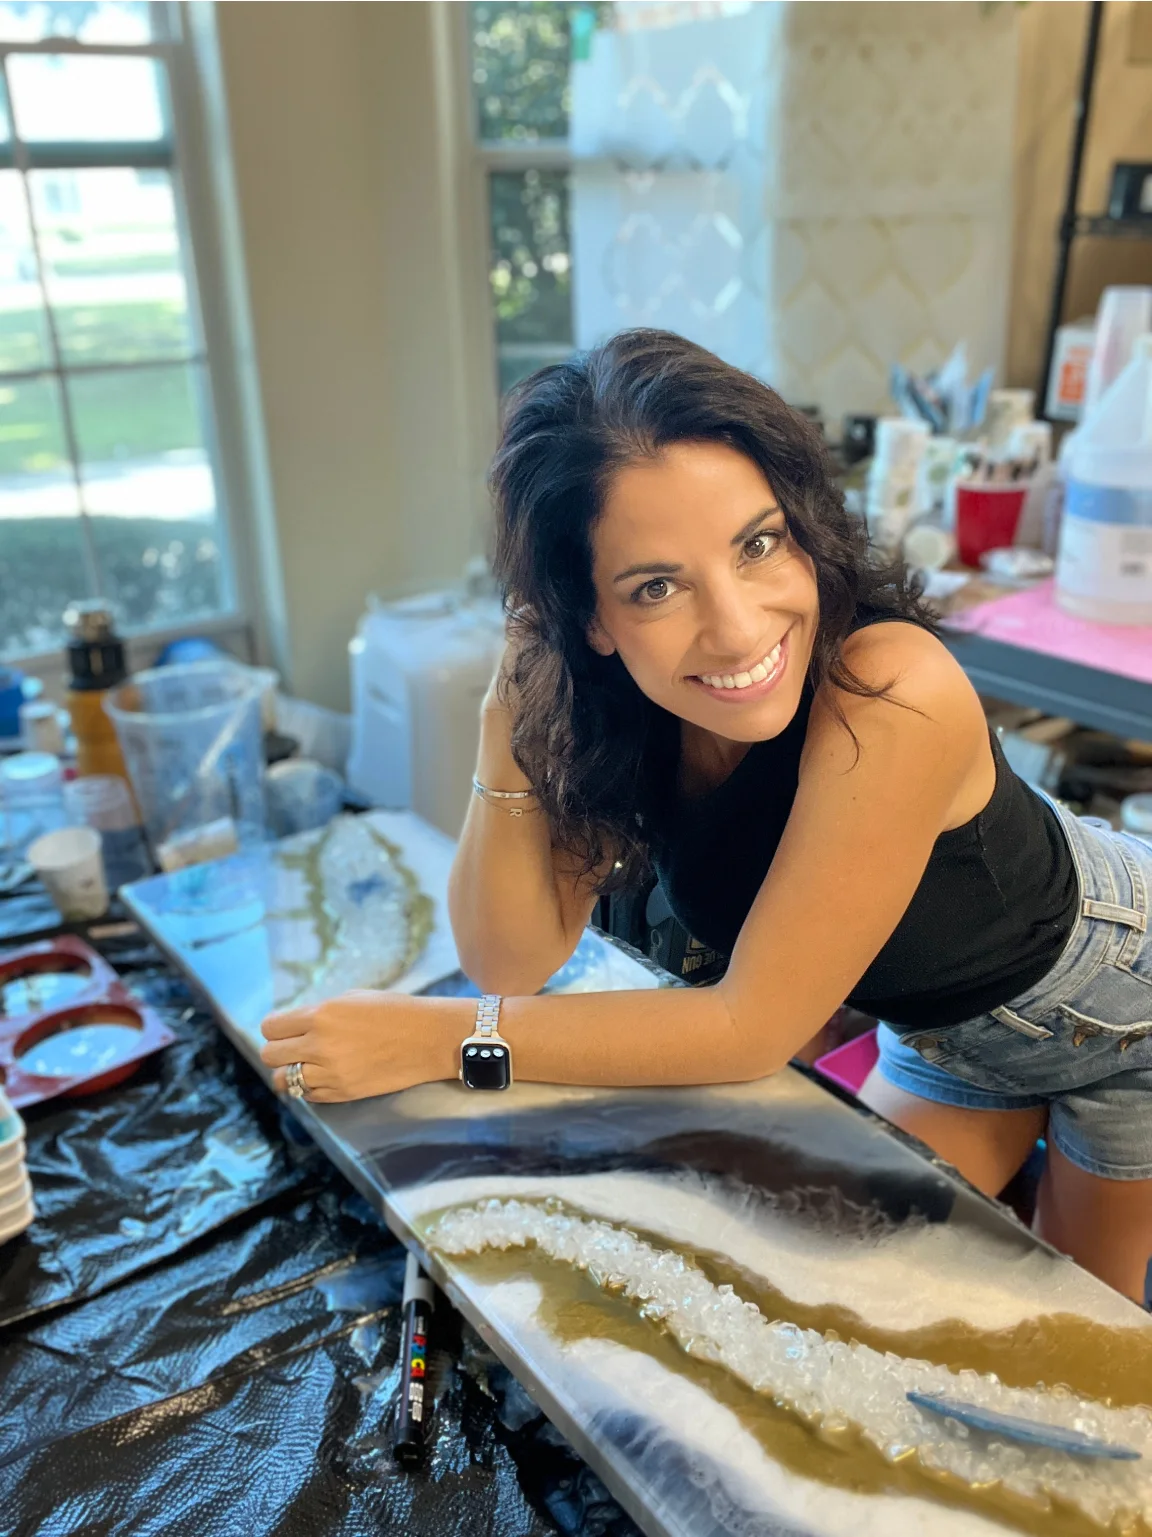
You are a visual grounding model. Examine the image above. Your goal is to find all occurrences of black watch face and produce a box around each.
[461,1040,511,1089]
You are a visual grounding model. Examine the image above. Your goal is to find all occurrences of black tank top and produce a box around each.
[649,676,1079,1032]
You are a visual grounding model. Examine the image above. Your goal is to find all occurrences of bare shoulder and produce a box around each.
[803,622,992,830]
[836,620,983,728]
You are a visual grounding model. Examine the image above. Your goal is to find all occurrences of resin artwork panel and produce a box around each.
[122,812,663,1059]
[125,814,1152,1537]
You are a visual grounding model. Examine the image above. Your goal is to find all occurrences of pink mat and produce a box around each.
[945,581,1152,685]
[813,1029,879,1097]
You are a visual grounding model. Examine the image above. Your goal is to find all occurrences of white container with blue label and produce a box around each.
[1056,334,1152,625]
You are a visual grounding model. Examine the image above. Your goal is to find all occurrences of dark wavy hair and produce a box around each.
[490,329,933,889]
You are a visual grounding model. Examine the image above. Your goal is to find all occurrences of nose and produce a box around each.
[695,577,766,664]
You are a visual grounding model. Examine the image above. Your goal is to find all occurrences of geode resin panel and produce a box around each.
[124,813,1152,1537]
[381,1074,1152,1537]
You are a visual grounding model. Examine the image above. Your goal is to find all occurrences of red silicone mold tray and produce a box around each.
[0,937,175,1108]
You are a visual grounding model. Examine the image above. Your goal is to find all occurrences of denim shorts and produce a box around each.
[876,796,1152,1180]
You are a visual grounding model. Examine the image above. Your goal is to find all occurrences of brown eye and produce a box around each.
[744,531,780,561]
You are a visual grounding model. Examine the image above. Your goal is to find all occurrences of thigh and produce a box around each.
[859,1066,1047,1198]
[1036,1140,1152,1307]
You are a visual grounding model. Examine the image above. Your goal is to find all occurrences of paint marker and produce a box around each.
[393,1251,435,1466]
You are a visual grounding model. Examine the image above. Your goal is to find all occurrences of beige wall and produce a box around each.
[1010,1,1152,390]
[213,2,489,710]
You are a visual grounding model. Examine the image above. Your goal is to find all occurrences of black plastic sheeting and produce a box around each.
[0,904,639,1537]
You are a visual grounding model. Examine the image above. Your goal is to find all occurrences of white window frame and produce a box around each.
[0,1,281,683]
[450,3,580,411]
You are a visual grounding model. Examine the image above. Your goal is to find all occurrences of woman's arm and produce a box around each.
[264,628,992,1099]
[448,676,601,996]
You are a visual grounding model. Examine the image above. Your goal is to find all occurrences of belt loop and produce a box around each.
[1081,897,1146,932]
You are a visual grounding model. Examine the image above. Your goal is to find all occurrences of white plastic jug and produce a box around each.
[1055,334,1152,625]
[346,592,506,836]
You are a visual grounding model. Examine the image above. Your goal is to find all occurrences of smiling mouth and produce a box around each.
[689,630,789,698]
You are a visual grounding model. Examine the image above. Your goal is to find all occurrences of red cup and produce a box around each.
[954,481,1028,569]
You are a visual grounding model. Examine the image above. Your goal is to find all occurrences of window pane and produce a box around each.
[490,168,573,389]
[491,170,572,344]
[0,2,151,44]
[30,167,194,365]
[68,363,228,630]
[0,68,10,144]
[0,374,89,659]
[472,2,608,142]
[0,170,50,371]
[8,55,166,144]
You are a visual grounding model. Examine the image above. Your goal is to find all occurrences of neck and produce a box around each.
[678,719,753,796]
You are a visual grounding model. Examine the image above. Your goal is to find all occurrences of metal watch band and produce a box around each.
[475,994,502,1036]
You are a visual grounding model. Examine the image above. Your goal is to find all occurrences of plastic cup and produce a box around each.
[27,826,109,921]
[64,776,152,888]
[105,661,266,860]
[64,775,136,832]
[954,482,1029,569]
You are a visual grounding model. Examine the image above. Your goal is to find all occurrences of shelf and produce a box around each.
[941,627,1152,744]
[1072,213,1152,240]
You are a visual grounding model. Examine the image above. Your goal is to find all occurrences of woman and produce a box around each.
[262,330,1152,1304]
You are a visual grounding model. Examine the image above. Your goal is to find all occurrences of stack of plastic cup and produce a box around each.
[64,776,152,890]
[917,435,960,519]
[866,418,929,553]
[0,1087,33,1246]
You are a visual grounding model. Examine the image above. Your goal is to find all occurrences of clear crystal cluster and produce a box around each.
[271,818,420,1007]
[430,1199,1152,1527]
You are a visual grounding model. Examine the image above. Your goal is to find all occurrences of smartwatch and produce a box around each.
[459,994,513,1090]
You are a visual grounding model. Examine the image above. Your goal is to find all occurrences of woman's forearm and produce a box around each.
[448,705,581,993]
[422,980,794,1088]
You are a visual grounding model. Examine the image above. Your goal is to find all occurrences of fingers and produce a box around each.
[261,1035,310,1069]
[261,1008,309,1040]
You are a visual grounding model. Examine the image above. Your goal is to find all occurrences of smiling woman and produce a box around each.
[486,329,929,884]
[263,329,1152,1309]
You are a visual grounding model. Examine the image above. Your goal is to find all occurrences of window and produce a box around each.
[470,2,592,395]
[0,1,233,660]
[468,2,773,400]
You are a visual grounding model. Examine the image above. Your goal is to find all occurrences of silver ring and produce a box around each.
[285,1061,307,1100]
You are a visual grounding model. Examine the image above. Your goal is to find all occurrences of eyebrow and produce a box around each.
[611,504,782,585]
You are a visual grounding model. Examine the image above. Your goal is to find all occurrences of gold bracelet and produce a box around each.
[472,777,540,817]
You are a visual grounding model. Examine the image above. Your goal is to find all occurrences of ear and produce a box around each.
[586,615,616,657]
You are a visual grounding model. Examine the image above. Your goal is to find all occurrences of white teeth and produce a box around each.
[699,638,785,692]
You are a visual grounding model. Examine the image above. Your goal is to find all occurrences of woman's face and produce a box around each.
[588,440,820,744]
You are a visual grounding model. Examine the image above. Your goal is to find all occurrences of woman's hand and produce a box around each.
[259,991,470,1102]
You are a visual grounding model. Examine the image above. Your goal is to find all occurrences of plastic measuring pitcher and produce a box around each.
[105,662,266,866]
